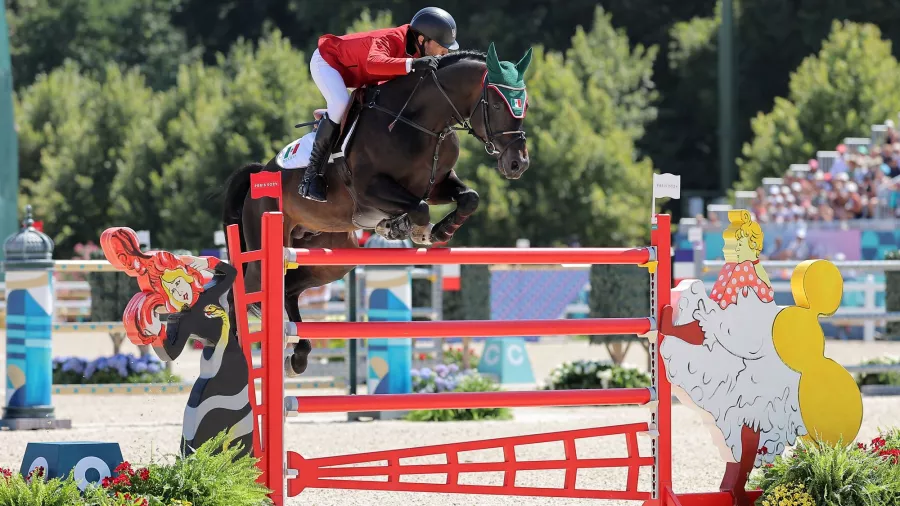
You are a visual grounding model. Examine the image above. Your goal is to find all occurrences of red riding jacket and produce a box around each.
[317,24,418,89]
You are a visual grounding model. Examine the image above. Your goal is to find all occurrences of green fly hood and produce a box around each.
[486,42,532,118]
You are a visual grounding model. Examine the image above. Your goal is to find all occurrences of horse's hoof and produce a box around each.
[285,355,300,378]
[375,217,411,241]
[411,223,434,245]
[430,226,452,245]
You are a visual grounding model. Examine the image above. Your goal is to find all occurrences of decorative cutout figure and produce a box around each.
[101,227,253,458]
[658,210,861,506]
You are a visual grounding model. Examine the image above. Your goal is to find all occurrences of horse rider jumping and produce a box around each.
[300,6,460,202]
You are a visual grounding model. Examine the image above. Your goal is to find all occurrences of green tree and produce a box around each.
[344,8,393,34]
[453,10,656,248]
[15,63,160,256]
[111,30,320,251]
[565,7,659,141]
[7,0,200,90]
[736,20,900,189]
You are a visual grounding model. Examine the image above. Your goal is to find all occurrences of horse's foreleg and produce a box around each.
[427,171,478,245]
[365,174,432,245]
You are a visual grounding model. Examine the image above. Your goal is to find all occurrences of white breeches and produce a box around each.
[310,49,351,122]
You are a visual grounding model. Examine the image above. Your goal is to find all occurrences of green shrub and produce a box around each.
[855,356,900,387]
[442,345,480,367]
[99,432,270,506]
[543,359,650,390]
[0,432,271,506]
[406,373,513,422]
[0,467,85,506]
[751,429,900,506]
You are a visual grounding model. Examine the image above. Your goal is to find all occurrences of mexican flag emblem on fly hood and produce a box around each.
[486,42,531,118]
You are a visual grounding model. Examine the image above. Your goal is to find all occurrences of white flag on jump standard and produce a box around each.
[653,173,681,199]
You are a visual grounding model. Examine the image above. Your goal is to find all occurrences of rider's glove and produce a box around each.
[410,56,439,73]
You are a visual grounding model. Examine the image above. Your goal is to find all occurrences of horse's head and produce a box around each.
[480,42,532,179]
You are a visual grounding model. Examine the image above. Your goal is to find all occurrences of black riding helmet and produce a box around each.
[410,7,459,51]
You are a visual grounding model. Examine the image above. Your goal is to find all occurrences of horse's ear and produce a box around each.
[515,47,533,78]
[486,42,503,75]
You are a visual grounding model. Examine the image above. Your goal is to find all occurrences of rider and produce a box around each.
[300,7,460,202]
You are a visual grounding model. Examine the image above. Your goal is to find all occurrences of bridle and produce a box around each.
[365,66,527,199]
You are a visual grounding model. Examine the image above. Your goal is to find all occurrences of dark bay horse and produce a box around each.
[223,43,533,376]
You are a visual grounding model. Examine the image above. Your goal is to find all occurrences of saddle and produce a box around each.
[308,86,395,229]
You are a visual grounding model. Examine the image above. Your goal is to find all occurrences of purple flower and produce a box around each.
[132,362,148,373]
[410,369,421,378]
[147,363,161,374]
[420,368,432,379]
[435,364,449,377]
[448,363,459,373]
[62,358,85,374]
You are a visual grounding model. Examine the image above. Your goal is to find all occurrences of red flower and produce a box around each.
[137,468,150,481]
[757,446,769,455]
[871,437,887,450]
[878,448,900,465]
[0,468,11,478]
[26,467,44,482]
[102,476,114,488]
[115,461,135,475]
[857,442,868,451]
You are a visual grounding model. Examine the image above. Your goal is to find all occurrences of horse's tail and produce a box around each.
[221,162,265,256]
[222,162,266,319]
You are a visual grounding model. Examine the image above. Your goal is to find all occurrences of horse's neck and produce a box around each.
[394,61,485,131]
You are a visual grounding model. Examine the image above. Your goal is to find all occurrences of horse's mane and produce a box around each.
[437,50,486,69]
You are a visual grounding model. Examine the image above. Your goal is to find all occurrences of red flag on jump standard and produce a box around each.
[250,171,283,211]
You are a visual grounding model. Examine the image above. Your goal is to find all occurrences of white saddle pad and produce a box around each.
[276,117,358,170]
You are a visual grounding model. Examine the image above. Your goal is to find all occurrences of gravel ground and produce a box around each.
[1,395,897,506]
[1,332,899,505]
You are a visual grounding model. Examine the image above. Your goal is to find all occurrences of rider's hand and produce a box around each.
[411,56,439,73]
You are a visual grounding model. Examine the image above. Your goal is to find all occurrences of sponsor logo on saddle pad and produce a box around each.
[276,117,359,170]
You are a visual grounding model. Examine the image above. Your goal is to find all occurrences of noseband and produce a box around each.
[365,66,526,199]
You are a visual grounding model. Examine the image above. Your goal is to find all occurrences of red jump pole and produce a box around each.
[285,318,652,339]
[652,214,673,502]
[289,388,654,414]
[261,211,287,505]
[284,247,653,266]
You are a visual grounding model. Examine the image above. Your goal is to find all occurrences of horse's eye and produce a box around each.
[492,102,502,110]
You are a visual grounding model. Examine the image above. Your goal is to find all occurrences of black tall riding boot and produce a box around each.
[299,116,340,202]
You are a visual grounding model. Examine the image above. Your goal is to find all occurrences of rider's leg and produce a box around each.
[302,49,350,202]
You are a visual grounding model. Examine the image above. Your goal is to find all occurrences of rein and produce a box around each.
[365,66,526,200]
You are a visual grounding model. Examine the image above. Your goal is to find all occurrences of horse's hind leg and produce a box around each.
[427,170,479,244]
[282,232,358,377]
[284,268,312,377]
[364,174,433,245]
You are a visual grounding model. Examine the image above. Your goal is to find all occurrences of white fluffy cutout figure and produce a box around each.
[658,210,806,506]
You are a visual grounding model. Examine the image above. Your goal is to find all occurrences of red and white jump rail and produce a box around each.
[226,211,753,506]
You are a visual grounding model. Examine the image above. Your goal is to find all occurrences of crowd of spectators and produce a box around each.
[749,118,900,225]
[690,116,900,261]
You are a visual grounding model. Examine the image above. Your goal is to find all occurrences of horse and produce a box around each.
[222,43,533,376]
